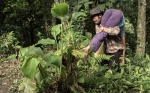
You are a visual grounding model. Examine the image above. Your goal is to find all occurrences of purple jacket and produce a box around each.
[88,9,124,52]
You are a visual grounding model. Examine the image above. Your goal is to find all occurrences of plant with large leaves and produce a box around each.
[50,2,88,92]
[19,2,89,93]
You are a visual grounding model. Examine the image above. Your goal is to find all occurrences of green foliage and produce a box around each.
[94,54,112,62]
[72,0,94,11]
[1,0,149,93]
[36,38,55,45]
[51,3,69,20]
[21,56,41,78]
[19,78,36,93]
[71,12,86,23]
[51,24,61,39]
[82,55,150,93]
[21,46,43,78]
[19,2,90,92]
[43,52,61,67]
[0,31,17,54]
[72,50,86,59]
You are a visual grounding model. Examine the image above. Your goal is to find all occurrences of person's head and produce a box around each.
[90,7,104,25]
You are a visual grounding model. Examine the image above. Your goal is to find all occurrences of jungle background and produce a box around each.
[0,0,150,93]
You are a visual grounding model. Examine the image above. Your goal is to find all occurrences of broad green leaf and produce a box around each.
[43,53,61,67]
[35,72,43,89]
[25,46,43,56]
[51,24,61,39]
[51,3,69,20]
[37,38,55,45]
[20,47,29,57]
[38,64,48,79]
[7,54,16,60]
[21,57,41,78]
[78,76,84,83]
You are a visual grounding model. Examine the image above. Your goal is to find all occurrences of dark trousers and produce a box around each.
[101,50,123,69]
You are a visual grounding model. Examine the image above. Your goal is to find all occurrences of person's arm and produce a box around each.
[121,35,126,64]
[103,26,120,35]
[98,25,120,35]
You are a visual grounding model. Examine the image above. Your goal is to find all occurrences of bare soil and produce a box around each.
[0,60,22,93]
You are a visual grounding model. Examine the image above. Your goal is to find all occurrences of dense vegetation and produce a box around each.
[0,0,150,93]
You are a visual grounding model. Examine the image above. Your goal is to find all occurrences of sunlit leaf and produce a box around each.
[51,24,61,39]
[51,3,69,20]
[37,38,55,45]
[78,76,84,83]
[20,47,30,57]
[7,54,16,60]
[25,46,43,56]
[21,57,41,78]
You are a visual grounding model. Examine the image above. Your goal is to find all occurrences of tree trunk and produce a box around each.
[42,0,49,38]
[136,0,146,56]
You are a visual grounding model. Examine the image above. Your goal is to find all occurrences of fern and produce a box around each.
[94,54,112,62]
[0,31,17,54]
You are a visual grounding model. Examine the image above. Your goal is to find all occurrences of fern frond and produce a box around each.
[94,54,112,62]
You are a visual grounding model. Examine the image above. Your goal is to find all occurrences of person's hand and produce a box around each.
[82,46,90,53]
[82,46,90,62]
[97,24,104,33]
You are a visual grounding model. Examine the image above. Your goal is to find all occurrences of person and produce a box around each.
[83,7,126,68]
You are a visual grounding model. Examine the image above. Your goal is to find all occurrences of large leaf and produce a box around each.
[38,64,48,79]
[20,47,30,57]
[24,46,43,56]
[51,24,61,39]
[7,54,16,60]
[51,3,69,20]
[43,53,61,67]
[35,72,43,89]
[21,57,41,78]
[78,76,84,83]
[37,38,55,45]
